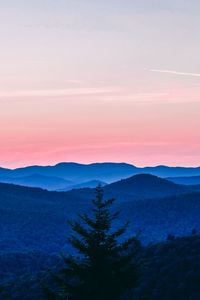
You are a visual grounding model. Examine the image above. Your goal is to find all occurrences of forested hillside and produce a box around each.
[1,235,200,300]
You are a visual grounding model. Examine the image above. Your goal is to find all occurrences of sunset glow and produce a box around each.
[1,0,200,168]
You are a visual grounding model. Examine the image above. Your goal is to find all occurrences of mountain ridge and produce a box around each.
[1,177,200,254]
[1,163,200,188]
[64,173,200,201]
[0,174,73,191]
[168,175,200,186]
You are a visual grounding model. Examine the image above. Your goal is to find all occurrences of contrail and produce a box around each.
[149,69,200,77]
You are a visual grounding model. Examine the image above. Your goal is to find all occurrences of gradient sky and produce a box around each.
[0,0,200,168]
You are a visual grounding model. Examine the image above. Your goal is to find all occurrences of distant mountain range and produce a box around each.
[168,175,200,186]
[59,180,107,191]
[0,174,72,191]
[1,162,200,190]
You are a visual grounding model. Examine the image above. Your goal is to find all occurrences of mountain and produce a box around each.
[142,165,200,177]
[103,174,192,199]
[1,168,200,299]
[1,174,200,254]
[0,167,12,177]
[1,178,200,295]
[0,174,72,191]
[65,174,200,202]
[0,163,137,182]
[1,163,200,188]
[168,175,200,186]
[59,180,107,191]
[0,182,89,254]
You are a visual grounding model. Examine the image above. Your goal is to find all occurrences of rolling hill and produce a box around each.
[0,163,137,182]
[1,176,200,296]
[1,174,200,256]
[65,174,200,201]
[1,163,200,191]
[103,174,194,199]
[59,180,107,191]
[168,175,200,186]
[0,174,72,191]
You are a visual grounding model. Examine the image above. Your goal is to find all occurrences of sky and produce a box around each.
[0,0,200,168]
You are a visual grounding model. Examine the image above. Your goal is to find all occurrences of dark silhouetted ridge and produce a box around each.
[103,173,194,199]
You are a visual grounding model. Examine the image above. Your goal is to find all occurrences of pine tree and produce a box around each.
[47,185,140,300]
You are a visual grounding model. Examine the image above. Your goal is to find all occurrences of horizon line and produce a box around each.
[1,161,200,170]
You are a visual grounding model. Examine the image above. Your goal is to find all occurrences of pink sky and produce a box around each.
[1,84,200,168]
[0,1,200,168]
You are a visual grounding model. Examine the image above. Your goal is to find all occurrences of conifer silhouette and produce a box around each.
[47,185,140,300]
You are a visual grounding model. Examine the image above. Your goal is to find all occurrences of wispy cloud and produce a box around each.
[149,69,200,77]
[0,87,118,99]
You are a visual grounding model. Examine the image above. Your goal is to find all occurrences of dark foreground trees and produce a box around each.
[46,185,140,300]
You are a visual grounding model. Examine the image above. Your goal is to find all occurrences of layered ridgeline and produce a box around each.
[168,175,200,185]
[1,174,200,255]
[1,162,200,190]
[0,174,73,191]
[1,173,200,299]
